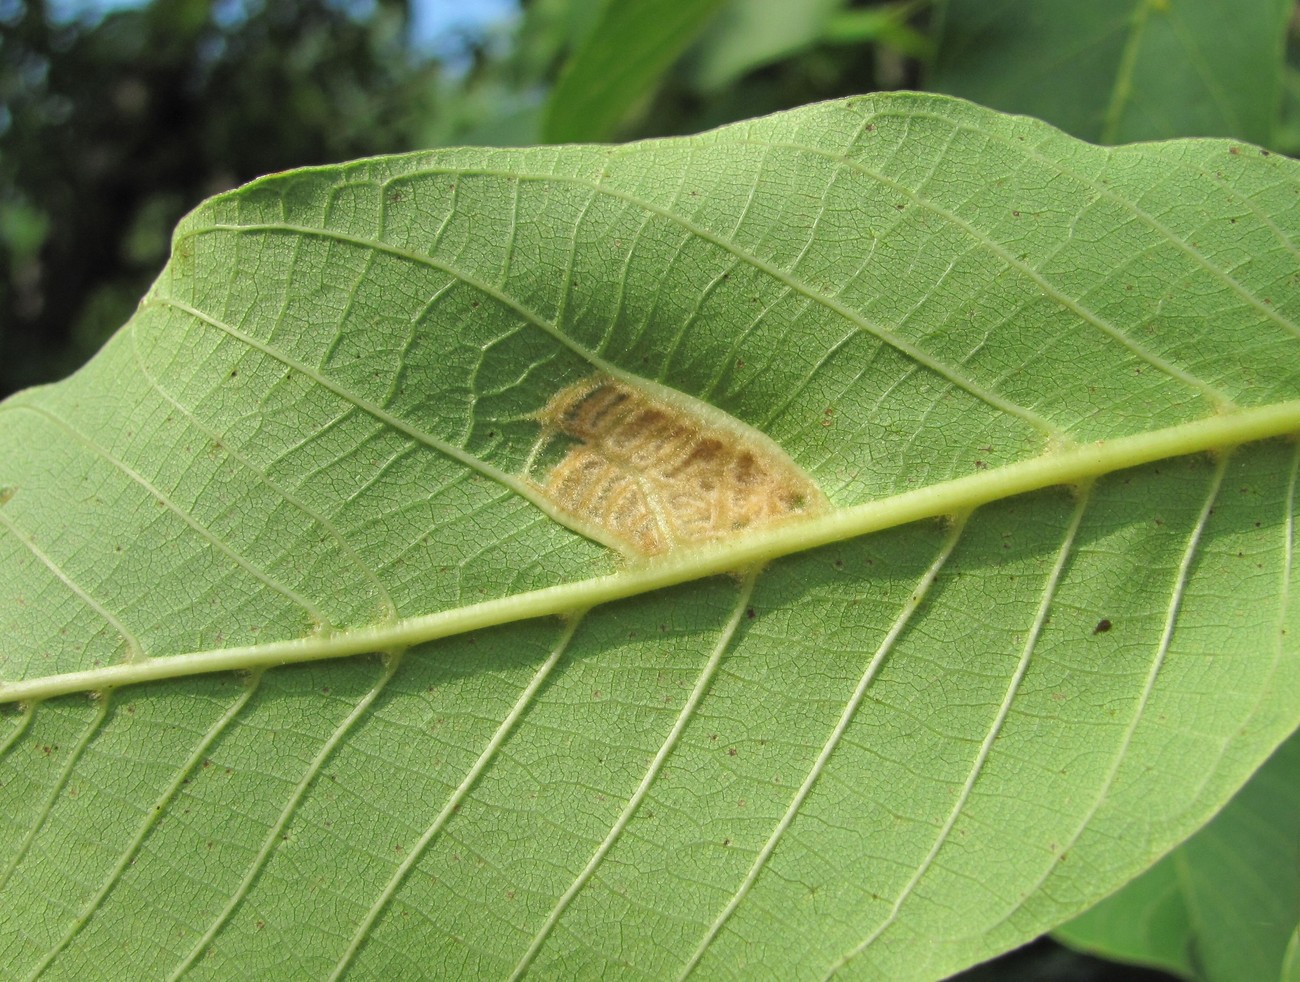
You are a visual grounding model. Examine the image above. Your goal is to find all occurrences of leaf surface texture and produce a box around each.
[1,94,1298,980]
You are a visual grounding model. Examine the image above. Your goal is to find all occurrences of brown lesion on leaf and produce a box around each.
[528,376,827,557]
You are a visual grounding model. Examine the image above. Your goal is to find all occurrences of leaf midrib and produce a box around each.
[5,398,1298,705]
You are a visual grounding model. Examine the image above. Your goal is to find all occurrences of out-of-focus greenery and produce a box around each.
[0,0,438,397]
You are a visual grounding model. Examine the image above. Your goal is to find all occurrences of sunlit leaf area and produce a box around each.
[2,2,1298,979]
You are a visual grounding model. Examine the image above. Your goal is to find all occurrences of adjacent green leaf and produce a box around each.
[1285,923,1300,982]
[687,0,846,92]
[2,93,1299,979]
[1058,730,1300,980]
[931,0,1292,145]
[541,0,729,142]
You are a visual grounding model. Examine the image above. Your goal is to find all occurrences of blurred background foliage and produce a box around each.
[2,5,1299,975]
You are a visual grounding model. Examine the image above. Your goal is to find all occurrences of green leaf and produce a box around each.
[2,93,1299,979]
[687,0,846,93]
[931,0,1293,145]
[1056,729,1300,981]
[541,0,729,143]
[1285,923,1300,982]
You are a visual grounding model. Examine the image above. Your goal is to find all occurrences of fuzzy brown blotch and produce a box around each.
[530,377,827,556]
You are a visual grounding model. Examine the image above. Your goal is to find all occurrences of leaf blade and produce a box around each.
[1,93,1298,980]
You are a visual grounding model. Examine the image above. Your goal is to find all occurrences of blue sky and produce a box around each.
[409,0,518,57]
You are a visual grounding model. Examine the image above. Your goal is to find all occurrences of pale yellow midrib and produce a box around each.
[3,399,1299,704]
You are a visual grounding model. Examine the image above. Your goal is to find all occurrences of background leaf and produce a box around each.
[2,93,1299,979]
[541,0,730,142]
[1057,729,1300,981]
[686,0,848,92]
[1285,924,1300,982]
[930,0,1294,145]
